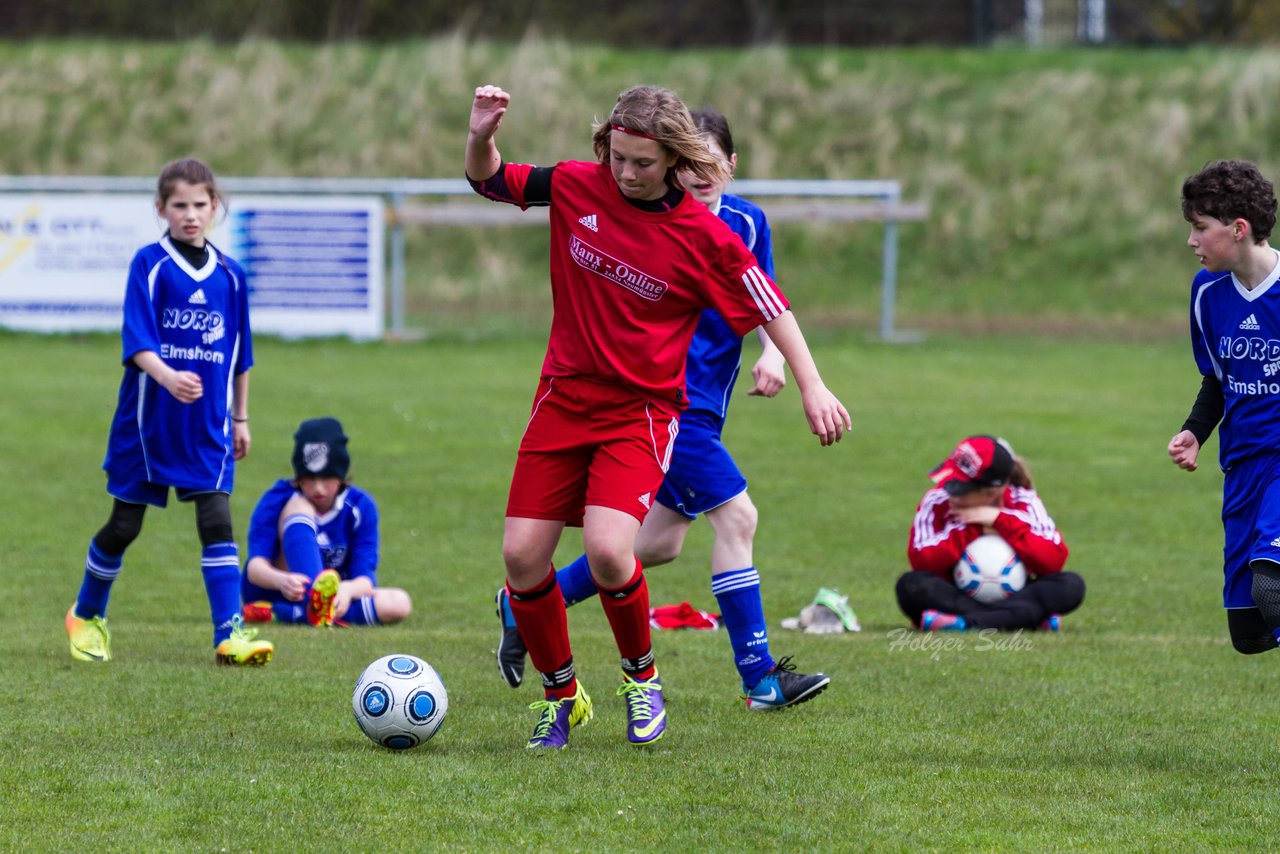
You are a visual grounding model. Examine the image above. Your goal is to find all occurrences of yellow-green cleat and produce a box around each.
[215,614,274,666]
[307,568,341,627]
[526,681,593,749]
[65,606,112,662]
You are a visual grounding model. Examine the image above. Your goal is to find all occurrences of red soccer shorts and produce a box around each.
[506,376,680,526]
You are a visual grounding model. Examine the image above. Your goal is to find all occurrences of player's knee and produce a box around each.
[1226,605,1278,655]
[635,537,681,567]
[1231,635,1277,655]
[711,496,758,550]
[94,501,146,554]
[1251,560,1280,619]
[281,493,317,518]
[895,570,930,601]
[1056,571,1087,611]
[501,542,550,586]
[585,550,636,588]
[377,589,412,624]
[195,493,234,546]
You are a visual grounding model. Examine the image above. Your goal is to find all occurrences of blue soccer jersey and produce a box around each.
[654,193,775,518]
[245,479,380,583]
[103,235,253,492]
[683,193,776,418]
[1189,258,1280,469]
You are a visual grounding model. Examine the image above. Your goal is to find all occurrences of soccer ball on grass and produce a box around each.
[953,534,1026,605]
[352,654,448,750]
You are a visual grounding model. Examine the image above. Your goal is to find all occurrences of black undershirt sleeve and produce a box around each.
[467,163,555,206]
[466,162,682,211]
[1181,373,1224,445]
[523,166,553,205]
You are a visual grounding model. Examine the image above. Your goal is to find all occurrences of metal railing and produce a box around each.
[0,175,925,340]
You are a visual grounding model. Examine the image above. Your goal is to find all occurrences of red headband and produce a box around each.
[610,124,659,141]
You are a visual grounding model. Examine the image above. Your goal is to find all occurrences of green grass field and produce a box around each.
[3,328,1275,850]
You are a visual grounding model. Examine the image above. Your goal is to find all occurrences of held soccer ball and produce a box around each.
[953,534,1027,605]
[352,654,448,750]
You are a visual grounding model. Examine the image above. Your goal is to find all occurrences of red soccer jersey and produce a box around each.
[907,485,1069,579]
[500,160,789,405]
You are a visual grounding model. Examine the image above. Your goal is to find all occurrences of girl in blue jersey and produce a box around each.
[240,418,412,627]
[65,158,273,666]
[1170,159,1280,655]
[495,109,830,710]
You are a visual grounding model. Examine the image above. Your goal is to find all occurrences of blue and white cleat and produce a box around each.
[744,656,829,711]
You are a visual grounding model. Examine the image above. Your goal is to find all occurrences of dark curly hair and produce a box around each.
[1181,159,1276,242]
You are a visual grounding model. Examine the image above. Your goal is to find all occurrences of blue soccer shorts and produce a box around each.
[1221,450,1280,608]
[654,409,748,520]
[107,471,226,508]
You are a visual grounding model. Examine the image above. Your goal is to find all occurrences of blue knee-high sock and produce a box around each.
[203,542,243,646]
[556,554,599,607]
[281,514,324,580]
[711,567,774,690]
[342,596,379,625]
[76,541,123,619]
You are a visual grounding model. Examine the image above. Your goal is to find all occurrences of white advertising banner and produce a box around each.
[0,194,384,339]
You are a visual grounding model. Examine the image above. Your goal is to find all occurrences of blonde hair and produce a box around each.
[591,86,729,189]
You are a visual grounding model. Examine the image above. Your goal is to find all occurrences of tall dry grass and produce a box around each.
[4,39,1280,334]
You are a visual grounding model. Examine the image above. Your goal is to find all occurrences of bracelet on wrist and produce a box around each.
[232,416,249,423]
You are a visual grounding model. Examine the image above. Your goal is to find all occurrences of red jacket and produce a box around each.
[907,485,1069,579]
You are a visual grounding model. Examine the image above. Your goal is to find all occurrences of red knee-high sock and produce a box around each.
[597,559,655,681]
[508,569,576,700]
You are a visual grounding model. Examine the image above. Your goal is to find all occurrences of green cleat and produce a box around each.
[65,606,112,662]
[215,615,274,666]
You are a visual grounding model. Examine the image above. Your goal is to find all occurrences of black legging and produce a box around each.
[896,570,1086,630]
[93,493,234,555]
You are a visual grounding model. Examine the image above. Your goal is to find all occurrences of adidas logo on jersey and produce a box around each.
[638,492,651,509]
[1240,313,1261,330]
[189,288,208,305]
[1271,537,1280,548]
[578,214,598,232]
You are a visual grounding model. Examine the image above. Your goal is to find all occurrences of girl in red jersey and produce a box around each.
[898,435,1086,632]
[466,83,850,749]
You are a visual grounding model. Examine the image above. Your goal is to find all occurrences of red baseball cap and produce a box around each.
[929,435,1015,495]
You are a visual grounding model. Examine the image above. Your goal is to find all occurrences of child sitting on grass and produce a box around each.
[241,417,412,627]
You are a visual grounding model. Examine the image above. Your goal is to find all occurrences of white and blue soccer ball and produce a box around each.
[352,654,448,750]
[953,534,1027,605]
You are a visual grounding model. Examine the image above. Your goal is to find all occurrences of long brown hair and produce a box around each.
[1008,457,1033,489]
[591,86,728,189]
[156,157,223,208]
